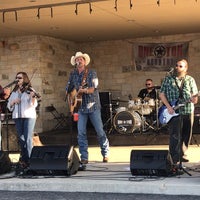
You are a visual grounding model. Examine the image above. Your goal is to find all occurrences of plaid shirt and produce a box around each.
[160,74,198,114]
[66,68,101,113]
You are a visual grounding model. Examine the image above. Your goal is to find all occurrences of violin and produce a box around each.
[20,83,41,99]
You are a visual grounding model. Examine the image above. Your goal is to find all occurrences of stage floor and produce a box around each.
[2,145,200,196]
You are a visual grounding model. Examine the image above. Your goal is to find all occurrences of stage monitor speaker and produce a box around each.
[29,145,80,176]
[0,151,12,174]
[130,150,173,177]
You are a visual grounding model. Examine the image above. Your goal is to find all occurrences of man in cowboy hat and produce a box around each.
[66,52,109,167]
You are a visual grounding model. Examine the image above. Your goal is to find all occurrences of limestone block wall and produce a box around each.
[1,33,200,133]
[0,35,77,132]
[81,33,200,107]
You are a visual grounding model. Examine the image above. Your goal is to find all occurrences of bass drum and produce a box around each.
[113,110,142,134]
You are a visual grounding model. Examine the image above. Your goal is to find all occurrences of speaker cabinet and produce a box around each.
[29,145,80,176]
[193,116,200,134]
[0,151,11,174]
[130,150,173,176]
[99,92,112,124]
[1,124,20,152]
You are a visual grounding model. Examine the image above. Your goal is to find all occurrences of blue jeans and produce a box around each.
[77,109,109,160]
[168,114,192,163]
[14,118,36,163]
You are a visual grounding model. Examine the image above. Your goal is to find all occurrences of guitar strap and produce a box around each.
[81,68,88,87]
[174,76,185,101]
[73,69,88,112]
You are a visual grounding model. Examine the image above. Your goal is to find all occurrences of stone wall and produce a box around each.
[1,33,200,132]
[0,35,77,132]
[81,33,200,103]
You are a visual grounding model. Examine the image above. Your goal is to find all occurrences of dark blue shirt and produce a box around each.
[66,68,101,113]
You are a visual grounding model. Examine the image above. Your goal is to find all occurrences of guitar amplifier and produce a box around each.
[99,92,112,124]
[193,116,200,134]
[193,107,200,134]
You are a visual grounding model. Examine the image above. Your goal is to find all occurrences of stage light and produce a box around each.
[2,10,18,23]
[130,0,133,9]
[114,0,118,11]
[75,2,93,15]
[37,6,53,19]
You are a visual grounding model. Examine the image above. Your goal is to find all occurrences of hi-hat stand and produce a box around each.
[142,86,163,133]
[103,102,115,134]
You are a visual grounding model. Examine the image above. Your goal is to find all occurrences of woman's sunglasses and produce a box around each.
[16,76,23,79]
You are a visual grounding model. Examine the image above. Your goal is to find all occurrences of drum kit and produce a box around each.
[103,88,162,135]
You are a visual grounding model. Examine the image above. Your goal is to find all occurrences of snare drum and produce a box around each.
[116,107,127,113]
[113,110,142,134]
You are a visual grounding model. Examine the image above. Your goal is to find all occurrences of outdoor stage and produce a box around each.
[0,145,200,196]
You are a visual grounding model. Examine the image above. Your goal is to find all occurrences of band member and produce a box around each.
[7,72,38,168]
[138,79,156,100]
[0,85,11,150]
[137,79,158,123]
[159,59,198,164]
[65,52,109,166]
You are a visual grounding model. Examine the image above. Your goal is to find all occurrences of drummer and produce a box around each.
[138,78,156,101]
[137,79,157,120]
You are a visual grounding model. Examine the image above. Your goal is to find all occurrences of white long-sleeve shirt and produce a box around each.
[7,91,38,119]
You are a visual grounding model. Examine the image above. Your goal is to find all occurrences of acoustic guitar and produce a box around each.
[68,83,87,113]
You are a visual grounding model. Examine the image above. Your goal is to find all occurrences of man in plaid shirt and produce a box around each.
[159,59,198,164]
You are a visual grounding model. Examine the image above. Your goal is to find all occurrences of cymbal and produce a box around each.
[150,86,161,89]
[133,97,141,101]
[112,99,129,103]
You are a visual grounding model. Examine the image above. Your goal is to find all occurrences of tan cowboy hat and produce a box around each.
[70,52,90,66]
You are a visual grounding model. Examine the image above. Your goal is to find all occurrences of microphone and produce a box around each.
[167,67,174,76]
[3,79,19,88]
[75,61,80,67]
[128,94,132,100]
[168,67,174,73]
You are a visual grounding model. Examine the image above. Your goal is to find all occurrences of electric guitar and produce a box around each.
[158,101,184,125]
[158,94,198,125]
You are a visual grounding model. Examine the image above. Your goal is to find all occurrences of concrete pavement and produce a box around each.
[0,145,200,196]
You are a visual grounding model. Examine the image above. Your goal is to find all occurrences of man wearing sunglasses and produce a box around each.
[138,78,157,100]
[159,59,198,166]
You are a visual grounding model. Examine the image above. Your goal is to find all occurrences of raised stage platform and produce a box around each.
[1,145,200,196]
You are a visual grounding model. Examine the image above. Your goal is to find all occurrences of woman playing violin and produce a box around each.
[7,72,38,169]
